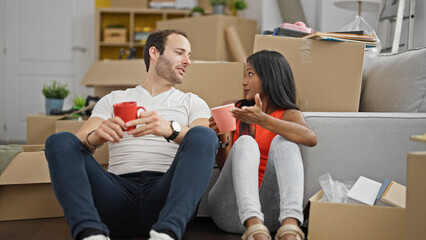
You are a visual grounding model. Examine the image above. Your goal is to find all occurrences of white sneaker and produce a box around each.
[82,234,110,240]
[149,230,174,240]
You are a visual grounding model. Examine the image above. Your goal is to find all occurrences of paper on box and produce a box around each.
[253,35,364,112]
[375,179,392,206]
[346,176,382,206]
[380,181,406,208]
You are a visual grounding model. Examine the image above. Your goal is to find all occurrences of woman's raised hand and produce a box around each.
[231,94,265,125]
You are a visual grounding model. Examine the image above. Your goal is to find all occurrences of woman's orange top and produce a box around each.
[233,109,285,188]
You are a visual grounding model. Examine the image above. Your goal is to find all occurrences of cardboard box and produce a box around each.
[55,120,109,167]
[27,114,64,144]
[81,59,146,98]
[103,28,127,43]
[176,62,244,108]
[253,35,364,112]
[81,59,146,88]
[0,145,63,221]
[157,15,257,62]
[110,0,148,8]
[406,151,426,240]
[305,190,405,240]
[81,60,244,108]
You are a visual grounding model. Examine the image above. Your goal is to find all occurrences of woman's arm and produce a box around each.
[264,109,317,147]
[215,132,234,170]
[231,94,317,147]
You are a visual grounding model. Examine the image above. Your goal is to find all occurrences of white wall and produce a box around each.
[261,0,283,33]
[243,0,263,33]
[316,0,378,31]
[0,0,5,141]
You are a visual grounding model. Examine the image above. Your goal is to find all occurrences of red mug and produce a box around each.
[113,101,146,131]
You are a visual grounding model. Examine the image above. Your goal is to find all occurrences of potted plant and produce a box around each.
[42,80,70,115]
[72,95,86,110]
[210,0,228,15]
[232,0,248,16]
[191,6,205,17]
[69,94,86,118]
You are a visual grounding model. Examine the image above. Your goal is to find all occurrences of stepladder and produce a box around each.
[376,0,416,53]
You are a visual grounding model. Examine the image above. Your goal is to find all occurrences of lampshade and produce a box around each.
[334,0,381,12]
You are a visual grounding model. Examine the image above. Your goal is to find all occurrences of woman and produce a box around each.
[208,50,317,240]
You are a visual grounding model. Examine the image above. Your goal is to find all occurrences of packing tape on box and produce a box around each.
[300,39,312,63]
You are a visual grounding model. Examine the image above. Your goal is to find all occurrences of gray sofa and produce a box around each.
[197,47,426,216]
[302,47,426,204]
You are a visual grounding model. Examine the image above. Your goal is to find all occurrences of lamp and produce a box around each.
[334,0,381,16]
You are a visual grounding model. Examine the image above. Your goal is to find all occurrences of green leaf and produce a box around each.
[42,80,70,99]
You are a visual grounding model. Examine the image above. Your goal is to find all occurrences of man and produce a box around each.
[45,30,218,240]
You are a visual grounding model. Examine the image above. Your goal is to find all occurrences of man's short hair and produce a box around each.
[143,29,188,71]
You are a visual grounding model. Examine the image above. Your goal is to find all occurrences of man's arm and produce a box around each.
[75,116,126,152]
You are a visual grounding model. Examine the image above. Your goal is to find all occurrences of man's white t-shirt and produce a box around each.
[90,85,211,175]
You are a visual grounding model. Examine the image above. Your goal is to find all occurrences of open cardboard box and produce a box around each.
[27,114,65,144]
[253,35,364,112]
[304,190,405,240]
[81,59,244,108]
[26,113,88,145]
[0,145,63,221]
[306,150,426,240]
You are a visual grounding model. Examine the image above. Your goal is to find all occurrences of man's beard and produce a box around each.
[155,55,183,85]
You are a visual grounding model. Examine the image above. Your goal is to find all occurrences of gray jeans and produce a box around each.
[208,135,304,233]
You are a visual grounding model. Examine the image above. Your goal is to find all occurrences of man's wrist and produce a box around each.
[86,130,103,149]
[164,121,181,142]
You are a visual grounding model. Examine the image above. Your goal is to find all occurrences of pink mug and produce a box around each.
[113,101,146,131]
[211,103,236,133]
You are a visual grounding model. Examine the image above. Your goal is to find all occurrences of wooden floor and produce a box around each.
[0,217,241,240]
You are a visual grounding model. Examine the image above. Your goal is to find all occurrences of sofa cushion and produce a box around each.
[360,47,426,112]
